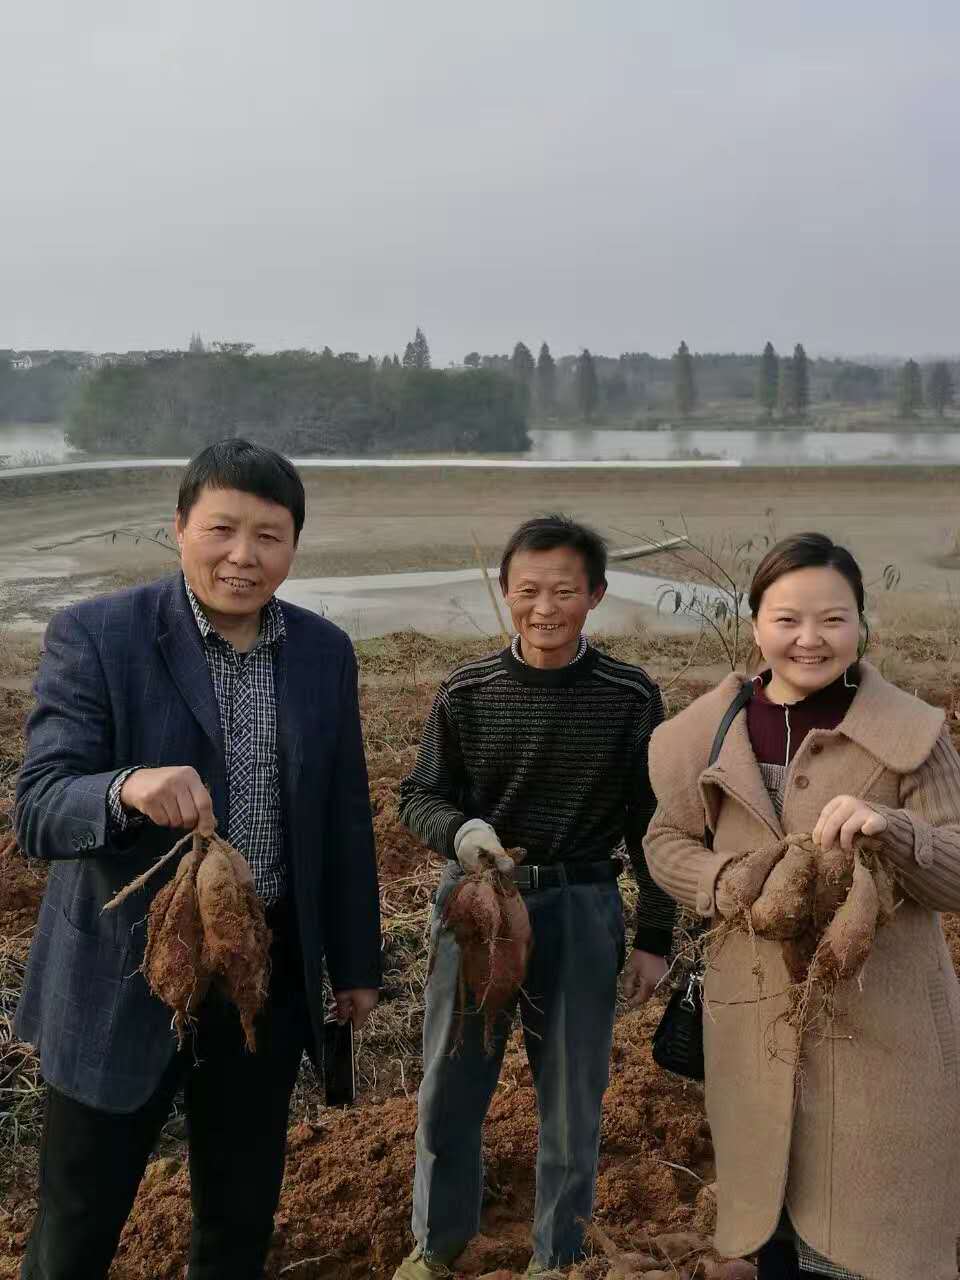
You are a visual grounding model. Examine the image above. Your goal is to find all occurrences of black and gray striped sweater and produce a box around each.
[398,643,677,955]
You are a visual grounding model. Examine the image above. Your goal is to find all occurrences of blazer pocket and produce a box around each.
[55,909,129,1064]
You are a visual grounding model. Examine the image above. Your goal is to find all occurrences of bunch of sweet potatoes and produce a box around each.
[720,832,896,1016]
[106,830,271,1049]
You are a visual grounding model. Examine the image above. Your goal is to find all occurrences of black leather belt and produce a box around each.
[511,857,623,892]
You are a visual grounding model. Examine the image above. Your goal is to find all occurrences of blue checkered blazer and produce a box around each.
[14,574,381,1112]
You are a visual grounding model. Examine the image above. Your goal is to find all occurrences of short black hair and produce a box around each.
[499,514,607,592]
[177,439,306,541]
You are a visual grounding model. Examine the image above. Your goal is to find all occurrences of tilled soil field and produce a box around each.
[2,630,959,1279]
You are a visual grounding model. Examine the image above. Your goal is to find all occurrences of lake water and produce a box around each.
[526,426,960,466]
[4,420,960,471]
[0,422,76,465]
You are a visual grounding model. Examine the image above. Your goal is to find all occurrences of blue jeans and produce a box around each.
[412,865,625,1268]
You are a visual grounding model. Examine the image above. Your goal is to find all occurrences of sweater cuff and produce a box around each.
[633,926,673,957]
[697,847,746,917]
[873,804,934,869]
[441,813,465,860]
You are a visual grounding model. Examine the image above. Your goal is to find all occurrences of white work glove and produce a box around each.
[454,819,514,874]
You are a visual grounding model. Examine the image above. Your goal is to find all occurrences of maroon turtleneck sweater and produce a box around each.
[746,667,859,767]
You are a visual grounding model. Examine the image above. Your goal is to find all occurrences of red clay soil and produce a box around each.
[1,668,959,1279]
[0,837,45,935]
[369,775,432,880]
[0,1009,714,1280]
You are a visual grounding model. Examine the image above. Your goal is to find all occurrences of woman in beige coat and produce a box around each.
[643,532,960,1280]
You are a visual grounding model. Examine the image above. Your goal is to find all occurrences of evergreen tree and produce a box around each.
[392,354,401,368]
[402,341,417,368]
[536,342,556,413]
[412,327,431,369]
[672,340,697,416]
[188,332,205,354]
[793,343,810,416]
[777,358,794,416]
[576,348,598,421]
[897,359,924,418]
[927,362,954,417]
[757,341,778,417]
[380,355,392,372]
[778,343,810,419]
[511,341,535,394]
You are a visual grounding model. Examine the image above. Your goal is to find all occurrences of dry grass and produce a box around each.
[0,631,40,683]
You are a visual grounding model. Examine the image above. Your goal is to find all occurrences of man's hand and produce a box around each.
[813,794,888,852]
[334,988,379,1030]
[455,820,515,874]
[622,949,669,1008]
[119,766,215,834]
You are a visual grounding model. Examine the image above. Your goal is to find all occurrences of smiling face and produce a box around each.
[174,485,297,627]
[503,545,606,668]
[752,565,862,703]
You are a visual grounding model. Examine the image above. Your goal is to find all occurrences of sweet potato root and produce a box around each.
[750,840,816,939]
[720,842,789,913]
[812,840,855,931]
[442,852,532,1051]
[811,851,879,985]
[142,844,207,1043]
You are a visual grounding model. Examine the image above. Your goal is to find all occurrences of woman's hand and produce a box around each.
[813,795,888,852]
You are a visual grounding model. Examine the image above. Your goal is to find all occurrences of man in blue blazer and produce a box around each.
[14,439,381,1280]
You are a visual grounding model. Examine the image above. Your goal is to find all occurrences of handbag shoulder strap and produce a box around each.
[704,680,753,850]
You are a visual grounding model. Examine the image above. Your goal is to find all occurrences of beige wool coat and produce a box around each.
[643,663,960,1280]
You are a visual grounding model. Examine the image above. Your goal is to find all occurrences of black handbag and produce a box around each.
[651,681,752,1081]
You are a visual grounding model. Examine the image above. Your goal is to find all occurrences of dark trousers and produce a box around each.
[21,904,309,1280]
[413,867,626,1268]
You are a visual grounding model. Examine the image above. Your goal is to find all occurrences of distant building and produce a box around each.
[11,353,33,371]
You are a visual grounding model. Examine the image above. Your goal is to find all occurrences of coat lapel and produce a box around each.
[156,575,224,758]
[699,703,782,842]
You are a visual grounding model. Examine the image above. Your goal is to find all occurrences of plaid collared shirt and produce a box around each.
[108,578,288,902]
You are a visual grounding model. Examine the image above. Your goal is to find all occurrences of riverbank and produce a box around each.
[2,462,959,636]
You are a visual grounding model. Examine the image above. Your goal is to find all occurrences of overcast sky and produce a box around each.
[3,1,958,362]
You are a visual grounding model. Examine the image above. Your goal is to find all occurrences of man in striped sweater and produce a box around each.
[392,515,676,1279]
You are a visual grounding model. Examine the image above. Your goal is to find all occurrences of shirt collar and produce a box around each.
[184,576,286,650]
[510,632,588,667]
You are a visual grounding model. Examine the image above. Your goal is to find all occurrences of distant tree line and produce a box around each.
[472,341,960,424]
[3,333,959,437]
[66,333,529,456]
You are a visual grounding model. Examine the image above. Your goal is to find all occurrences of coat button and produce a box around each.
[795,775,810,789]
[696,892,712,914]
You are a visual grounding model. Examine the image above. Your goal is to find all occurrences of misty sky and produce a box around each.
[4,1,959,363]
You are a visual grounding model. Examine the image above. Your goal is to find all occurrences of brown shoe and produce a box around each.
[391,1244,453,1279]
